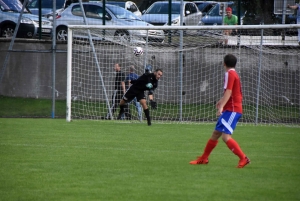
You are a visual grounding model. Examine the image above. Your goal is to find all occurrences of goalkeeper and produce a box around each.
[117,65,163,126]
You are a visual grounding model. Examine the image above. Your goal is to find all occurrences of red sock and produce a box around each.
[201,139,218,159]
[226,138,245,159]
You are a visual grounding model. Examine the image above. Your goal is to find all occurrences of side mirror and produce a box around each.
[105,15,111,20]
[185,10,190,15]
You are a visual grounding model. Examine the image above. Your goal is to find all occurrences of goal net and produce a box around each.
[66,25,300,125]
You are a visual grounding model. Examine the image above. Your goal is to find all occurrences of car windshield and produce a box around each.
[0,0,29,13]
[207,4,220,16]
[27,0,65,9]
[107,4,140,20]
[196,3,208,11]
[207,3,242,16]
[145,3,180,14]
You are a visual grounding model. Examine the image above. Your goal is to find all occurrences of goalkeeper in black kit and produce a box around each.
[117,65,163,126]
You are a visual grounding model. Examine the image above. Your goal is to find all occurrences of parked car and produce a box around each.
[55,2,165,43]
[0,0,52,38]
[107,1,141,17]
[193,1,217,16]
[141,1,202,26]
[26,0,78,19]
[200,2,245,25]
[89,1,142,17]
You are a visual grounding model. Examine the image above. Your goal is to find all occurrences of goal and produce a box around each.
[66,24,300,125]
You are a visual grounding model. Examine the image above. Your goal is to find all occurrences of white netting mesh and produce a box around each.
[67,25,300,125]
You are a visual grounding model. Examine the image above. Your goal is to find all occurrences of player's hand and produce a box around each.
[146,83,153,89]
[150,100,157,109]
[216,105,223,116]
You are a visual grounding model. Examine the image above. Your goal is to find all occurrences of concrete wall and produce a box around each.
[0,39,299,106]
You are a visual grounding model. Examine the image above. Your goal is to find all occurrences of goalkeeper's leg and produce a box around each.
[140,99,151,126]
[117,100,126,120]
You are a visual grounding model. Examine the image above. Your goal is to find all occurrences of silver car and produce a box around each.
[89,0,142,17]
[55,2,165,43]
[141,1,202,26]
[0,0,52,38]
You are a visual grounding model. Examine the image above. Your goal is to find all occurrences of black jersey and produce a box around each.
[115,71,126,91]
[130,72,158,92]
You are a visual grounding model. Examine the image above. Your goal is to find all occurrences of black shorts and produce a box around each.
[123,87,146,103]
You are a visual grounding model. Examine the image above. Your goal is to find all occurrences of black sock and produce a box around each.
[144,108,150,119]
[144,109,151,125]
[118,105,125,119]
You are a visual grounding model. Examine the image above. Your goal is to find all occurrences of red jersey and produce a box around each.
[223,69,243,113]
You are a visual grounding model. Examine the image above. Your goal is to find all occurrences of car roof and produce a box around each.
[152,1,194,4]
[68,2,120,8]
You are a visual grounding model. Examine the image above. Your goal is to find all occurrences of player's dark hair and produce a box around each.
[224,54,237,68]
[155,68,163,73]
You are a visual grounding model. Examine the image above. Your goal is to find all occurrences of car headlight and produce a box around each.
[42,21,52,26]
[21,17,34,24]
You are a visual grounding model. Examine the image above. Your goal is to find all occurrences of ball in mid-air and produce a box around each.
[133,47,144,57]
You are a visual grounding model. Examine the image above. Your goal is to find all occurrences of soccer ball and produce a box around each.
[133,47,144,57]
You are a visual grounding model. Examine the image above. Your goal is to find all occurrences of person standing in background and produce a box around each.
[106,63,127,120]
[287,2,300,45]
[223,7,238,45]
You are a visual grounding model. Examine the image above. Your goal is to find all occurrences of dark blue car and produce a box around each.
[200,2,244,25]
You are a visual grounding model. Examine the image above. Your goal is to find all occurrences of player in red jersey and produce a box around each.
[190,54,250,168]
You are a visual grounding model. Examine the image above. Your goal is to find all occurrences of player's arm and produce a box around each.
[148,91,157,109]
[121,81,126,94]
[287,4,298,9]
[216,89,232,116]
[149,94,154,101]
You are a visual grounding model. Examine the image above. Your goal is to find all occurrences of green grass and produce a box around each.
[0,118,300,201]
[1,96,299,124]
[0,96,66,118]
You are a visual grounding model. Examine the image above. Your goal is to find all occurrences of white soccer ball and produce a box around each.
[133,47,144,57]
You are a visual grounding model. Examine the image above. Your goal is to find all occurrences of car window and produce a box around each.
[188,3,198,14]
[202,3,215,13]
[107,4,140,20]
[146,3,180,15]
[71,4,83,16]
[207,4,219,16]
[86,5,103,19]
[196,3,207,11]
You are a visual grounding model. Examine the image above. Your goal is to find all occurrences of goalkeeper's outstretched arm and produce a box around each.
[149,94,154,101]
[148,94,157,110]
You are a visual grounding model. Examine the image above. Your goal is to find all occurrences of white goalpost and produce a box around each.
[66,24,300,125]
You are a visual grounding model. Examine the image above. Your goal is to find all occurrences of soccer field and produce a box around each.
[0,118,299,201]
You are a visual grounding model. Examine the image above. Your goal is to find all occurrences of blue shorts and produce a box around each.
[215,111,242,134]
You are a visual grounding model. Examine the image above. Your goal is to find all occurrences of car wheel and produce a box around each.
[1,24,15,38]
[56,27,68,41]
[114,30,130,42]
